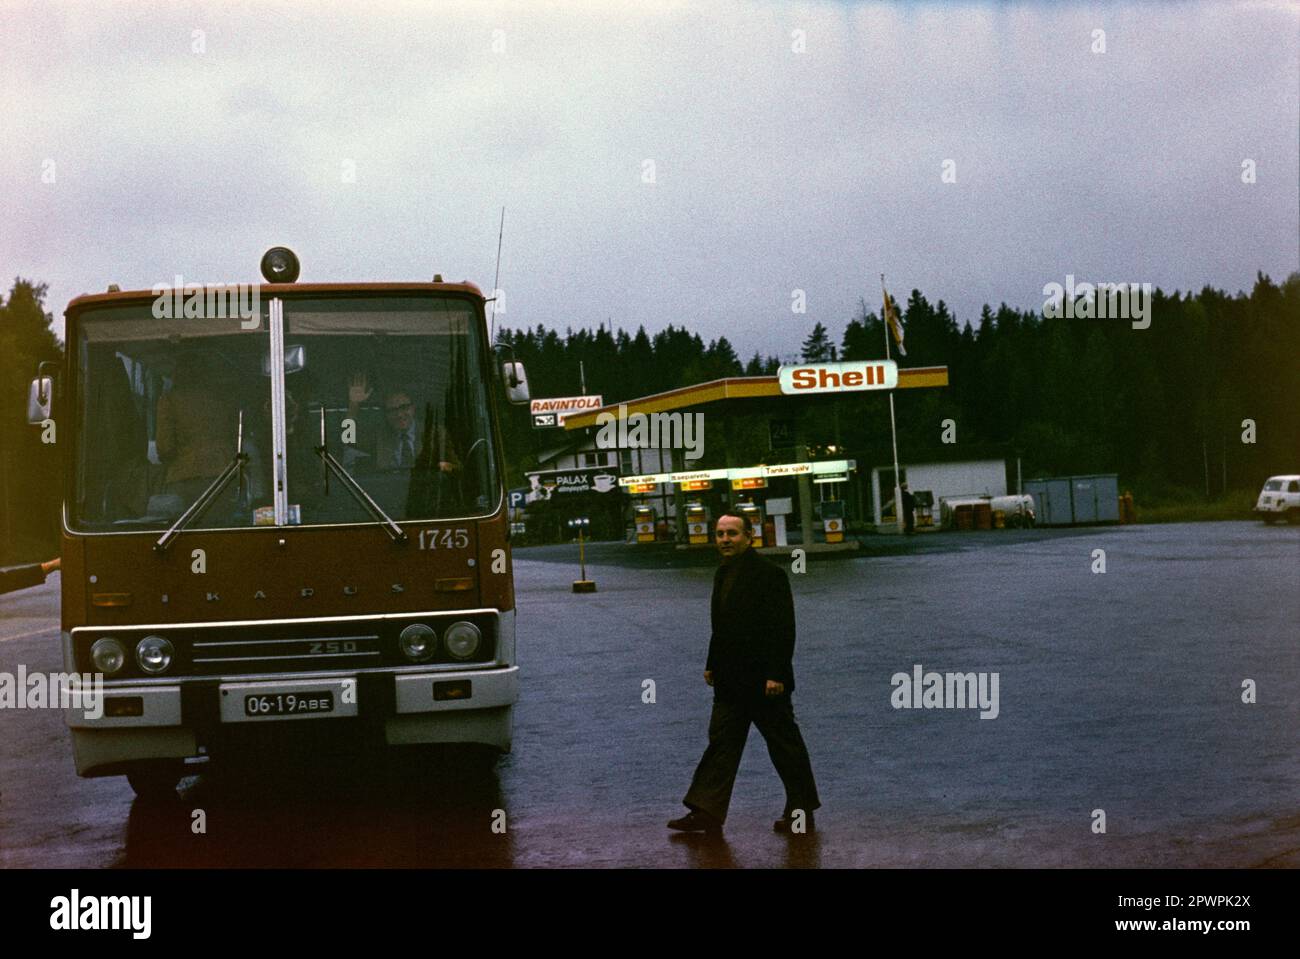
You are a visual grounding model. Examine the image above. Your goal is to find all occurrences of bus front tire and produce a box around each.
[125,762,182,802]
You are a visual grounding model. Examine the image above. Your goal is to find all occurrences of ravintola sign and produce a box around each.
[778,361,898,394]
[530,395,603,428]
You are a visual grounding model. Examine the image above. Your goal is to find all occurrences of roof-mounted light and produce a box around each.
[260,247,301,284]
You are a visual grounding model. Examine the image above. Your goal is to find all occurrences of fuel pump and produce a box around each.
[634,505,656,543]
[686,502,710,545]
[821,499,845,544]
[737,502,764,547]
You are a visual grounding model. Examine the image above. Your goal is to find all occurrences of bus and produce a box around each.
[26,248,529,798]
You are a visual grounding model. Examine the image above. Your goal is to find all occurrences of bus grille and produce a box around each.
[190,634,382,676]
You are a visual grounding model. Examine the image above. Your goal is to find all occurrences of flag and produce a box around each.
[882,286,906,357]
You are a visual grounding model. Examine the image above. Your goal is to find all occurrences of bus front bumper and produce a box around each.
[65,665,518,777]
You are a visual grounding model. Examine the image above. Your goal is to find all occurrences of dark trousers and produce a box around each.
[683,695,821,823]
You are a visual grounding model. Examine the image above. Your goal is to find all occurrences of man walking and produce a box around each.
[901,482,916,535]
[668,513,821,835]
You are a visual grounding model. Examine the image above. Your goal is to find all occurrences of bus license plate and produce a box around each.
[244,691,333,717]
[219,678,358,723]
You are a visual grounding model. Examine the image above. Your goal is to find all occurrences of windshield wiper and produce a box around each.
[315,406,408,544]
[154,411,250,553]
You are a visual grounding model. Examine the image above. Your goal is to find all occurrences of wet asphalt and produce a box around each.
[1,522,1296,868]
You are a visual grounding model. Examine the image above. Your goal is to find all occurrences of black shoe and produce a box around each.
[774,812,816,834]
[668,810,722,834]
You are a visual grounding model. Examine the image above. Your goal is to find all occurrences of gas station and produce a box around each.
[560,360,950,549]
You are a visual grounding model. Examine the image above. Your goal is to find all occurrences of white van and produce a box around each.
[1254,475,1300,524]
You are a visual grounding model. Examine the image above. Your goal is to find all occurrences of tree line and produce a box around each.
[497,272,1299,500]
[1,280,62,565]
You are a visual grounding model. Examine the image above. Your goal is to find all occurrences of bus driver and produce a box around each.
[343,372,461,475]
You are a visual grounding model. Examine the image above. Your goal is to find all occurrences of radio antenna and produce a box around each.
[489,206,505,343]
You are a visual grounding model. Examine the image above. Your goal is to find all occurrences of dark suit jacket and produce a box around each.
[345,414,461,473]
[705,547,797,701]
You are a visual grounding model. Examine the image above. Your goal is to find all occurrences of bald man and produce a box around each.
[668,512,821,835]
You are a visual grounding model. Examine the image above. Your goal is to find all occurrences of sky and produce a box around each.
[4,0,1297,361]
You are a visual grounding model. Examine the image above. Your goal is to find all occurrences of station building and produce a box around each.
[541,362,1028,546]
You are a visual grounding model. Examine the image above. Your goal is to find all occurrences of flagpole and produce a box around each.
[882,274,903,535]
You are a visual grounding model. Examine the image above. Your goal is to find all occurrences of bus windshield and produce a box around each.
[72,293,500,532]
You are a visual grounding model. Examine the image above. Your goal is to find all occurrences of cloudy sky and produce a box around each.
[4,0,1297,358]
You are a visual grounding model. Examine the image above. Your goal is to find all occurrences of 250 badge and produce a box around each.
[309,640,358,654]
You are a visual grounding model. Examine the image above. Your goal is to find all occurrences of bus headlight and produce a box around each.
[443,622,481,661]
[136,635,174,675]
[399,624,437,662]
[91,638,127,675]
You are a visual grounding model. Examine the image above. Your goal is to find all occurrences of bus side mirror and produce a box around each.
[502,361,530,404]
[27,376,52,425]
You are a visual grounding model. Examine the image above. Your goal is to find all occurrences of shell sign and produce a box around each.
[778,361,898,394]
